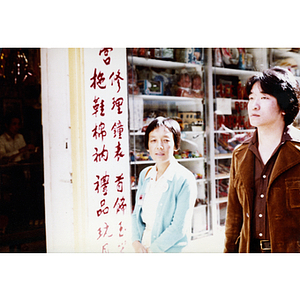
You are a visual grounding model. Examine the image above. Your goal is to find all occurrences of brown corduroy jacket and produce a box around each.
[224,126,300,253]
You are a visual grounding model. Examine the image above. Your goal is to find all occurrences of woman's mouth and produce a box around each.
[155,152,165,156]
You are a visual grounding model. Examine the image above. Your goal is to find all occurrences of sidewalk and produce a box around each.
[184,227,225,253]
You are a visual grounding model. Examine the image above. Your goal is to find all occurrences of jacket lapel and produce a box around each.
[235,147,255,190]
[269,142,300,186]
[234,147,255,212]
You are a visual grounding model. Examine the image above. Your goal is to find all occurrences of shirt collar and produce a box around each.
[146,157,178,181]
[3,132,13,141]
[248,126,292,148]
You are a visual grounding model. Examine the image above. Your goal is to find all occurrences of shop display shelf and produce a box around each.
[128,56,202,70]
[213,66,258,77]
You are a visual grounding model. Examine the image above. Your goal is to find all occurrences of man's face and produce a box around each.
[7,118,21,137]
[248,82,284,128]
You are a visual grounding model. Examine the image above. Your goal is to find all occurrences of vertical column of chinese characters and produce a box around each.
[89,48,128,253]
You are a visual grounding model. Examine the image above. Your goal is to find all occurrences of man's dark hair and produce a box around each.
[246,66,300,126]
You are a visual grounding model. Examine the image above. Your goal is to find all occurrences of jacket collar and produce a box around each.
[245,125,300,147]
[271,126,300,184]
[236,126,300,187]
[270,141,300,185]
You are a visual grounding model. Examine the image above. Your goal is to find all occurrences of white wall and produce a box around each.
[41,48,75,252]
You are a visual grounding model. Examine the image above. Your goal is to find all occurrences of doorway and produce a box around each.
[0,48,45,252]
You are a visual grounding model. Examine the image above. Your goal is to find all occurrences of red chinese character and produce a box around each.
[118,221,125,237]
[111,120,124,139]
[118,240,126,253]
[90,68,106,89]
[93,145,109,162]
[113,197,127,214]
[92,97,105,117]
[111,97,124,114]
[100,172,110,196]
[92,122,106,141]
[102,243,109,253]
[109,69,124,93]
[115,173,124,193]
[114,141,124,161]
[99,99,105,116]
[97,199,109,217]
[94,175,101,193]
[92,96,100,116]
[99,48,113,65]
[97,222,113,240]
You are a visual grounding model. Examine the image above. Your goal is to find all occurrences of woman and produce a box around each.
[132,117,197,253]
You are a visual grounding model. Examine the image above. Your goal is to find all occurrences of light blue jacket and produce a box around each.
[131,159,197,253]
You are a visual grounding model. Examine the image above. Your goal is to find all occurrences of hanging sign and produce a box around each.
[83,48,131,252]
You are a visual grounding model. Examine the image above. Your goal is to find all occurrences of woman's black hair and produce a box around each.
[144,117,181,150]
[246,66,300,126]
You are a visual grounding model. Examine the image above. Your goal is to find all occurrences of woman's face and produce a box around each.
[148,125,175,163]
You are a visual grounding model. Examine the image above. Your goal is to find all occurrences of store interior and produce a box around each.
[127,47,300,250]
[0,48,45,252]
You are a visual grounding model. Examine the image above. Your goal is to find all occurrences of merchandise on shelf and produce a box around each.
[175,71,204,98]
[238,48,246,70]
[192,73,204,98]
[130,150,153,162]
[127,64,140,95]
[175,48,203,64]
[174,149,202,159]
[213,48,255,71]
[221,48,239,69]
[245,52,254,70]
[135,66,176,96]
[129,48,175,61]
[176,72,193,97]
[214,75,239,99]
[216,179,229,198]
[128,48,208,239]
[137,78,164,95]
[273,56,298,75]
[178,111,203,131]
[213,48,223,67]
[215,162,230,174]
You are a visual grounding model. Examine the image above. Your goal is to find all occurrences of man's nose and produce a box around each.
[251,98,260,109]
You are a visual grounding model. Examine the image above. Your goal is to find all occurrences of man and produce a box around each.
[224,67,300,253]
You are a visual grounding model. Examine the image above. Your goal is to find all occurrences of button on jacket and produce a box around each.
[224,125,300,253]
[132,159,197,253]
